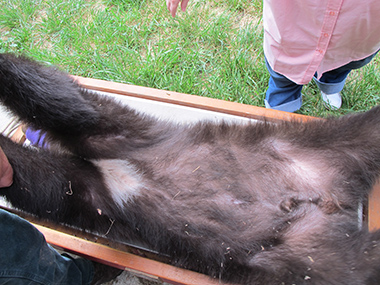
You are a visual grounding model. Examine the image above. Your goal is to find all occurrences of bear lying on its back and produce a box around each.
[0,53,380,284]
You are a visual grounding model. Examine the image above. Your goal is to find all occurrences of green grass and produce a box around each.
[0,0,379,117]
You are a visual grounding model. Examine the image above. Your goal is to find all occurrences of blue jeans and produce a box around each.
[0,209,94,284]
[265,52,378,112]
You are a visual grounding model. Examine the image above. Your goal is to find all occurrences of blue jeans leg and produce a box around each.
[313,51,379,94]
[0,209,94,285]
[264,57,303,112]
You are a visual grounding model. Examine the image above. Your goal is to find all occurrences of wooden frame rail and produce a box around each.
[35,224,221,285]
[73,76,314,124]
[5,77,380,284]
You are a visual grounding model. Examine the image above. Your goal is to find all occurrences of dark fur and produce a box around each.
[1,53,380,284]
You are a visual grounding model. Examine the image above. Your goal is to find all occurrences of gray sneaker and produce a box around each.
[321,91,342,110]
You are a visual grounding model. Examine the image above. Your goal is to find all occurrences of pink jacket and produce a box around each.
[263,0,380,85]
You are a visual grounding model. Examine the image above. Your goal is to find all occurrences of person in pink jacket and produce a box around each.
[166,0,380,112]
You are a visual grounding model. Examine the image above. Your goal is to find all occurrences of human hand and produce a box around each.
[166,0,190,17]
[0,147,13,187]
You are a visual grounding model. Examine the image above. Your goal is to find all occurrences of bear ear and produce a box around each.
[0,53,99,134]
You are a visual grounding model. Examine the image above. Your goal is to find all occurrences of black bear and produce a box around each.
[1,53,380,284]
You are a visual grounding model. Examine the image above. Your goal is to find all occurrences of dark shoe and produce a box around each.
[91,261,123,285]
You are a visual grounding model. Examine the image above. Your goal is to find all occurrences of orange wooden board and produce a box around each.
[32,223,223,285]
[368,181,380,231]
[73,76,314,124]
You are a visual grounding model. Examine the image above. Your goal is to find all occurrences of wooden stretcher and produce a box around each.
[3,76,380,284]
